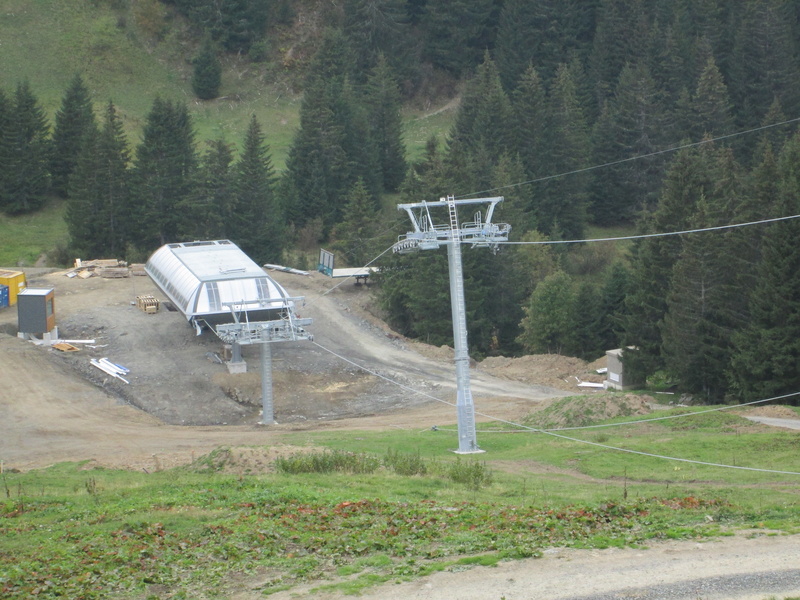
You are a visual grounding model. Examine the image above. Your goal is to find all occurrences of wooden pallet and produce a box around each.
[135,295,160,314]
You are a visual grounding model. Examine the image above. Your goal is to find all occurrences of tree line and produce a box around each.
[2,0,799,403]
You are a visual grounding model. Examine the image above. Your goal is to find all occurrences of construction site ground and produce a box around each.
[1,267,798,600]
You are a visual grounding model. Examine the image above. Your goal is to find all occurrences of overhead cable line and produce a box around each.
[455,115,800,200]
[311,340,800,476]
[499,214,800,246]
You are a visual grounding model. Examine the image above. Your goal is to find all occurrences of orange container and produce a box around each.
[0,270,26,305]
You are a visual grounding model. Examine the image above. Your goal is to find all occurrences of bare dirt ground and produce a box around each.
[1,267,799,599]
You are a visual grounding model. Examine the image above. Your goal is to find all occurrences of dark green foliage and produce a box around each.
[534,62,591,240]
[168,0,269,53]
[191,37,222,100]
[517,270,576,355]
[50,74,95,198]
[0,82,50,214]
[422,0,497,76]
[729,133,800,402]
[343,0,414,87]
[66,102,131,258]
[233,115,281,263]
[331,178,379,267]
[364,55,407,192]
[185,138,236,240]
[130,97,197,249]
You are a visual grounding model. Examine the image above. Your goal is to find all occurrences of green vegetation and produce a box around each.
[0,200,67,266]
[2,409,799,598]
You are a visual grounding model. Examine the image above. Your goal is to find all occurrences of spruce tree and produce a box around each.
[233,115,281,263]
[729,133,800,402]
[331,177,378,268]
[691,55,734,139]
[186,138,235,241]
[364,54,407,193]
[422,0,495,76]
[536,62,591,240]
[130,98,197,249]
[67,102,131,257]
[192,37,222,101]
[51,74,95,198]
[0,82,51,215]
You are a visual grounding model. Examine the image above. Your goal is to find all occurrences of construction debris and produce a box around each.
[90,357,130,384]
[63,258,130,279]
[52,342,80,352]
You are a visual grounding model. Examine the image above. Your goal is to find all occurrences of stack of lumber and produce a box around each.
[63,258,130,279]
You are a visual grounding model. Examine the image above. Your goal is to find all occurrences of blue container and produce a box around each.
[0,284,8,309]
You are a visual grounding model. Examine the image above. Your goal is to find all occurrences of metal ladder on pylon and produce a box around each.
[446,195,478,451]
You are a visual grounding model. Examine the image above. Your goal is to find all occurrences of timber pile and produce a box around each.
[63,258,130,279]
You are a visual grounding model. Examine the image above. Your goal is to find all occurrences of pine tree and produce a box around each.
[343,0,413,85]
[536,62,591,240]
[0,82,51,215]
[597,260,630,352]
[728,1,800,128]
[622,144,717,383]
[0,89,10,206]
[51,74,95,198]
[186,138,235,240]
[422,0,495,76]
[364,54,407,193]
[447,52,512,177]
[233,115,281,263]
[691,55,734,139]
[729,133,800,402]
[130,98,197,249]
[67,102,130,257]
[331,177,378,267]
[192,37,222,100]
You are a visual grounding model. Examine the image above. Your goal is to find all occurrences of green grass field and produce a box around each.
[0,200,67,267]
[2,407,799,599]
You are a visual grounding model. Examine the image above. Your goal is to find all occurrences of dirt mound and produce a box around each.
[743,405,800,419]
[478,354,605,391]
[525,393,654,429]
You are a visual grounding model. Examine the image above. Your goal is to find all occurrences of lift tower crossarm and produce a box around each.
[393,195,511,454]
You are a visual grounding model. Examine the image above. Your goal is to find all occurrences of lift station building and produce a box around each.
[145,240,294,331]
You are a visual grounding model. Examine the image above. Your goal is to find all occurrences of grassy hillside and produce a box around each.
[0,200,67,267]
[1,406,799,598]
[0,0,455,171]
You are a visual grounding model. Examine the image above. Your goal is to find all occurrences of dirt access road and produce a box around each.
[1,267,798,600]
[0,267,569,471]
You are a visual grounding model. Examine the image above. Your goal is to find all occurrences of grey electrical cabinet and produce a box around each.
[18,288,56,334]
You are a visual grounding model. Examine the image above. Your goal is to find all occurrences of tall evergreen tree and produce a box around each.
[728,1,800,128]
[622,144,717,383]
[422,0,496,76]
[331,177,379,267]
[343,0,413,86]
[191,37,222,100]
[186,138,236,240]
[0,89,10,206]
[51,74,95,198]
[364,54,407,192]
[691,55,734,139]
[535,62,591,240]
[233,115,281,263]
[729,134,800,402]
[67,102,130,257]
[447,53,512,169]
[130,98,197,249]
[0,82,51,215]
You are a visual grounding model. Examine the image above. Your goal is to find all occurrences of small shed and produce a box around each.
[18,287,56,335]
[145,240,294,329]
[0,269,26,305]
[605,347,644,391]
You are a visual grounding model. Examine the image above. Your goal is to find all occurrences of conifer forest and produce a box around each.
[1,0,799,404]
